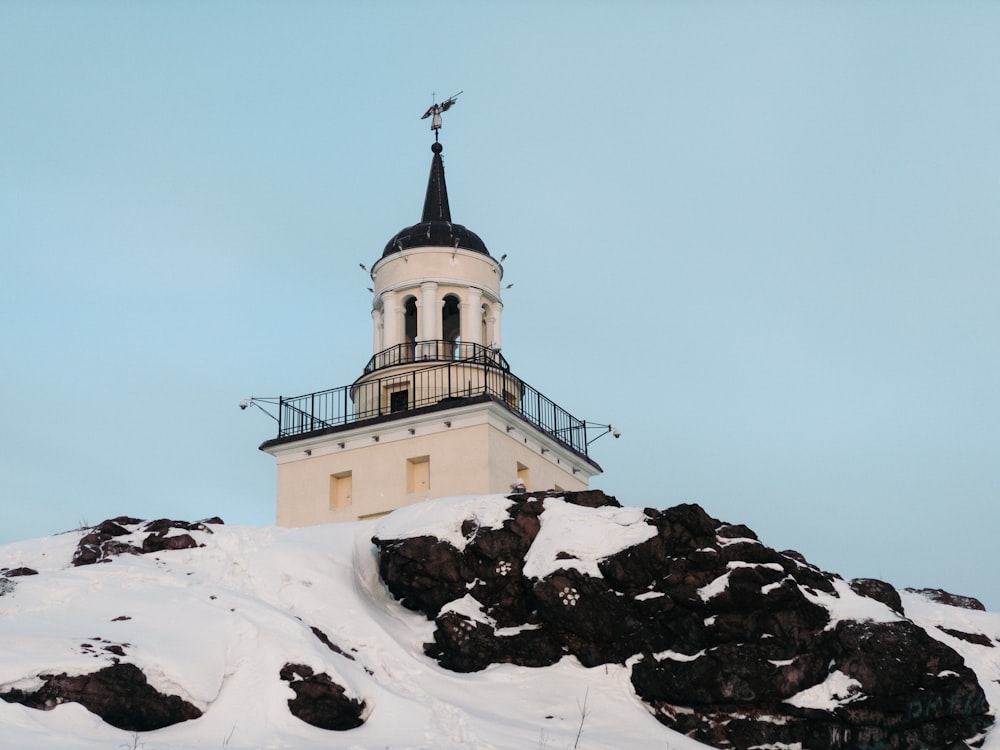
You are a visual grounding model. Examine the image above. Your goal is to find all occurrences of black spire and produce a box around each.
[381,139,490,258]
[421,142,451,223]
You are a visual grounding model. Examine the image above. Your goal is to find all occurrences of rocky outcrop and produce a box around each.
[2,567,38,577]
[0,663,201,731]
[850,577,905,615]
[906,587,986,612]
[72,517,221,566]
[374,491,993,749]
[279,663,366,730]
[0,567,38,596]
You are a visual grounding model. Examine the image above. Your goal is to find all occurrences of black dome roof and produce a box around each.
[382,220,489,257]
[381,142,491,258]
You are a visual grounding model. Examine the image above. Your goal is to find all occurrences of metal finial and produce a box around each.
[420,90,462,141]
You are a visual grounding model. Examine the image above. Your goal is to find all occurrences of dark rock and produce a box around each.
[558,489,621,508]
[374,499,994,749]
[141,532,199,554]
[94,520,131,537]
[72,517,213,566]
[72,532,142,566]
[906,587,986,611]
[511,489,620,508]
[144,518,213,535]
[372,535,473,617]
[108,516,143,526]
[425,611,562,672]
[279,663,365,730]
[0,663,201,731]
[4,567,38,577]
[716,523,758,540]
[310,626,356,660]
[938,626,995,648]
[850,577,905,615]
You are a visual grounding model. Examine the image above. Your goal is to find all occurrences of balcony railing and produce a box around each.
[362,340,510,375]
[270,357,590,457]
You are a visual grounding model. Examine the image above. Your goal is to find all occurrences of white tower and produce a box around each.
[259,134,602,527]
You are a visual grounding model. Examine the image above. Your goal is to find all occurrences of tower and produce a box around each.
[257,124,603,526]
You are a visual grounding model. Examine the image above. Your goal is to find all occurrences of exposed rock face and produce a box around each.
[374,491,993,749]
[3,567,39,577]
[906,587,986,612]
[279,663,366,730]
[72,517,221,566]
[0,567,38,596]
[850,577,905,615]
[0,663,201,731]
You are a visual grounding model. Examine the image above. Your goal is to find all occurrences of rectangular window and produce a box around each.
[407,455,430,494]
[329,471,352,509]
[390,389,409,413]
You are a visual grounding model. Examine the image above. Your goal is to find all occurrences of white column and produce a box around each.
[371,308,383,354]
[463,287,483,346]
[492,300,503,349]
[380,290,398,348]
[420,281,439,341]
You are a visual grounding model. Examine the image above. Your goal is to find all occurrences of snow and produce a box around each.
[373,494,513,551]
[652,649,706,663]
[521,498,657,580]
[635,591,665,601]
[802,576,904,628]
[0,503,707,750]
[2,498,1000,749]
[697,562,786,602]
[698,570,733,601]
[784,670,863,710]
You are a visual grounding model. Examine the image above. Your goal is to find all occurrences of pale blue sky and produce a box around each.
[2,2,998,605]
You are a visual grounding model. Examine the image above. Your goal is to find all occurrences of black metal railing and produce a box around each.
[273,359,589,456]
[362,340,510,375]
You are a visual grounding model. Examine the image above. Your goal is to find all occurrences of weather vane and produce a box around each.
[421,90,462,141]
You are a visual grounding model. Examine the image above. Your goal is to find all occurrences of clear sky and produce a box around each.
[2,2,998,606]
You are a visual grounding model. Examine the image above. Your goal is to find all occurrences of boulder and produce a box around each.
[850,577,905,615]
[0,663,201,731]
[906,587,986,611]
[71,517,212,566]
[279,663,366,730]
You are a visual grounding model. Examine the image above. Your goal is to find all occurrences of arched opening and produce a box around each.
[403,296,418,362]
[442,294,461,358]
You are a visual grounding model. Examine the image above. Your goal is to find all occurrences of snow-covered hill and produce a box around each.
[1,494,999,750]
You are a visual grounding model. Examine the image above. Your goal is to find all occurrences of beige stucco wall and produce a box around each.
[270,402,594,528]
[485,426,589,496]
[372,247,502,300]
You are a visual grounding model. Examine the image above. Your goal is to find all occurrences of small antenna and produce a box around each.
[420,90,463,141]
